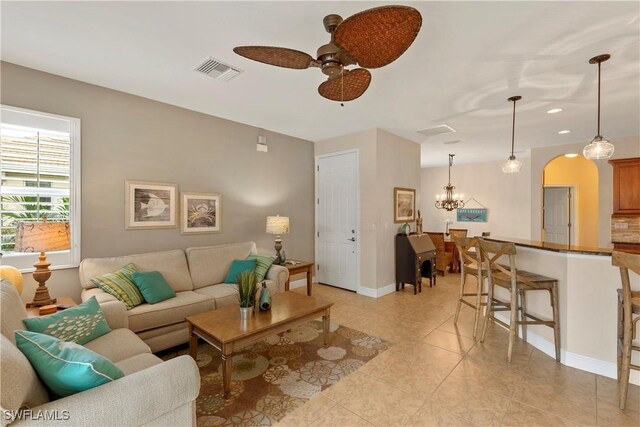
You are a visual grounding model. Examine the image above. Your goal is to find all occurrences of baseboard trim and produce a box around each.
[289,277,314,290]
[494,313,639,385]
[357,283,396,298]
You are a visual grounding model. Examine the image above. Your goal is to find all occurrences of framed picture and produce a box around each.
[125,181,177,229]
[394,187,416,223]
[181,192,222,234]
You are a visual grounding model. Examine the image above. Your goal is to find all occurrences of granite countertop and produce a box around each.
[485,237,613,256]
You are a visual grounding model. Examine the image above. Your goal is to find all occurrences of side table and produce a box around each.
[283,261,314,296]
[25,296,77,318]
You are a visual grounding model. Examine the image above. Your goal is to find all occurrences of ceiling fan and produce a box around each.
[233,5,422,103]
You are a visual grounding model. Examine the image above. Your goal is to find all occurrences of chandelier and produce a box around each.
[583,54,614,160]
[435,154,465,211]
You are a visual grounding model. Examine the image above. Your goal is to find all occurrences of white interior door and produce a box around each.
[316,151,358,291]
[543,187,573,244]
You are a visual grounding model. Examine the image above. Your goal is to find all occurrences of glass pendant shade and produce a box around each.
[583,135,615,160]
[502,156,523,173]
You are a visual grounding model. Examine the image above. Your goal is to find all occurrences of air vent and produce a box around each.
[194,57,242,82]
[443,140,461,145]
[417,124,456,137]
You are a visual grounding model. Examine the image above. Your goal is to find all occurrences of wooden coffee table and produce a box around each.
[186,292,333,398]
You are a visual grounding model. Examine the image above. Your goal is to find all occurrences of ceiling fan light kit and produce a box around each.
[502,95,523,174]
[583,54,614,160]
[233,5,422,103]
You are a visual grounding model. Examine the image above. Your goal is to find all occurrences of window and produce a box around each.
[1,105,81,271]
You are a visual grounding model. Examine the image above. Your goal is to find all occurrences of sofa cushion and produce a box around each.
[23,297,111,345]
[127,291,214,333]
[115,353,162,376]
[0,334,49,412]
[15,330,124,399]
[132,271,176,304]
[84,328,151,363]
[186,242,258,289]
[1,282,30,345]
[79,250,194,292]
[194,284,239,309]
[91,263,144,309]
[81,287,118,304]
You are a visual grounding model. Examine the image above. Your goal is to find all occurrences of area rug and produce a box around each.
[160,319,388,426]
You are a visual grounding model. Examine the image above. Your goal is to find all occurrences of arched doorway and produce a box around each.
[542,154,599,246]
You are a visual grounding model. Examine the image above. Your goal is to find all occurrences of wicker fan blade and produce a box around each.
[334,6,422,69]
[318,68,371,102]
[233,46,320,69]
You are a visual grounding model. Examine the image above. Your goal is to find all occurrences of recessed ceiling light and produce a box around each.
[547,108,563,114]
[565,153,578,158]
[558,130,571,134]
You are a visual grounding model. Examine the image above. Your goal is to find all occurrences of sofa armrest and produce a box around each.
[99,301,129,330]
[266,264,289,293]
[13,356,199,427]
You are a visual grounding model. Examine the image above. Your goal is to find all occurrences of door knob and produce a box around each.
[347,237,356,242]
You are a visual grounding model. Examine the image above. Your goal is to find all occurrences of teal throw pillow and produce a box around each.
[224,259,257,284]
[247,254,276,282]
[22,297,110,345]
[131,271,176,304]
[90,263,144,310]
[15,330,124,399]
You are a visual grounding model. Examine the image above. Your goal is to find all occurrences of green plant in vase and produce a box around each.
[237,270,258,319]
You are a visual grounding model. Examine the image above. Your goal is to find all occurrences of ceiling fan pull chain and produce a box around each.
[340,72,345,107]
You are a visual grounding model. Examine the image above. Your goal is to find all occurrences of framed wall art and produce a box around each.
[125,181,177,229]
[181,192,222,235]
[394,187,416,223]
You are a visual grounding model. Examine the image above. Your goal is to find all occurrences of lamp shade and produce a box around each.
[15,221,70,253]
[266,216,289,235]
[501,156,523,173]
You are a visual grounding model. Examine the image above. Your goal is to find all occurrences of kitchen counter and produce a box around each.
[485,236,612,256]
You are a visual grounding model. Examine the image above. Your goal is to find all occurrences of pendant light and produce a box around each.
[502,95,523,173]
[435,154,465,211]
[583,54,614,160]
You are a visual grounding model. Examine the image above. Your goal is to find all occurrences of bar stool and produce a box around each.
[453,236,487,339]
[478,240,561,362]
[612,250,640,410]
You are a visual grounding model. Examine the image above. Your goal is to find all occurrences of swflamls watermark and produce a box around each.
[2,409,70,421]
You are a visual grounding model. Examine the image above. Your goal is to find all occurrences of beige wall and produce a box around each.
[531,136,640,247]
[420,158,533,239]
[544,155,599,247]
[376,129,421,288]
[1,62,315,302]
[315,128,420,294]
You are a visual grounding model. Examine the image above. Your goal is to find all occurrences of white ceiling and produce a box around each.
[2,1,639,167]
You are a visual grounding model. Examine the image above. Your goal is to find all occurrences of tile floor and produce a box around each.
[277,273,640,427]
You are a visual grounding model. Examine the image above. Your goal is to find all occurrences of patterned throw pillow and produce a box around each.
[15,330,124,399]
[247,254,276,282]
[90,263,144,310]
[23,297,110,345]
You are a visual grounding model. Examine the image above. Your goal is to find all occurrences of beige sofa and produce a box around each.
[79,241,289,352]
[0,282,200,427]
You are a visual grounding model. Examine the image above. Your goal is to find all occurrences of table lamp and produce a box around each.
[15,219,70,307]
[266,215,289,265]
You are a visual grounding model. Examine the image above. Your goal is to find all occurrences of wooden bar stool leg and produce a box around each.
[551,285,561,362]
[454,271,465,324]
[507,286,518,363]
[472,275,484,339]
[617,295,623,380]
[618,321,632,410]
[480,278,494,343]
[519,289,527,343]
